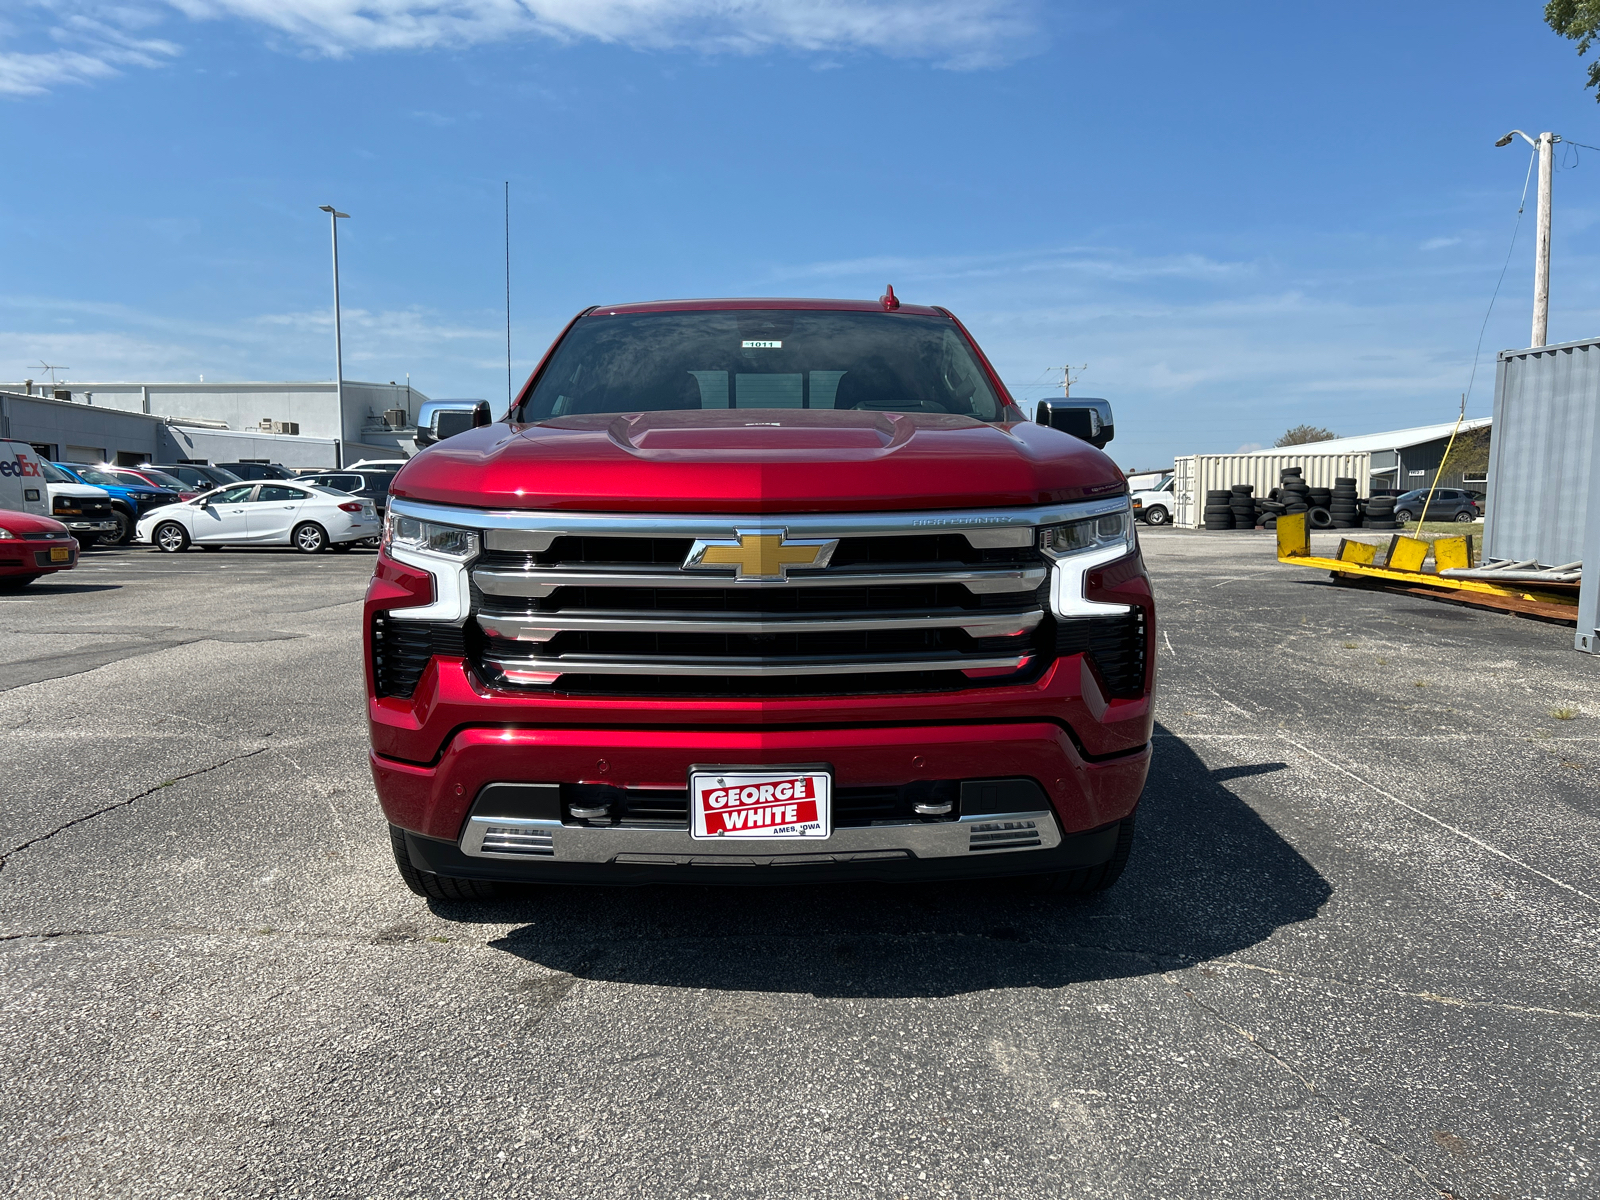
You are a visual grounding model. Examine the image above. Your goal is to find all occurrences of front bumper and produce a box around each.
[59,518,117,536]
[372,720,1151,883]
[0,538,78,578]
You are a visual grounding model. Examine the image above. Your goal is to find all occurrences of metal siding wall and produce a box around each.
[1484,340,1600,565]
[1172,453,1371,526]
[1173,456,1197,527]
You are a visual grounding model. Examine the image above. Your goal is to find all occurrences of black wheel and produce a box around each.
[110,509,135,545]
[1022,813,1137,895]
[154,521,189,553]
[389,825,500,900]
[0,575,40,590]
[1394,509,1415,524]
[359,536,381,548]
[293,522,328,554]
[1454,510,1476,522]
[74,535,99,550]
[1143,506,1169,526]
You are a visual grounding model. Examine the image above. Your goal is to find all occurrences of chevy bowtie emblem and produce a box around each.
[684,530,839,581]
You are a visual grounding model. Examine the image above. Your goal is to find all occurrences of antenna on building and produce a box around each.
[38,361,69,385]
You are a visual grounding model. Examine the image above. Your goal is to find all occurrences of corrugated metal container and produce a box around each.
[1172,453,1372,528]
[1484,338,1600,568]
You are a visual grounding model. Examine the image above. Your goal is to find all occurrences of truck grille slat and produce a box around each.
[461,518,1053,697]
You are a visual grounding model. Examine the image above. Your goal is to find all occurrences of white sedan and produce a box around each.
[136,481,381,553]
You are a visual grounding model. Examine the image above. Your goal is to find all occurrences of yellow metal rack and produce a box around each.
[1274,512,1579,622]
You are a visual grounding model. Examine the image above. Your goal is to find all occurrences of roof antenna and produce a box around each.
[879,284,899,311]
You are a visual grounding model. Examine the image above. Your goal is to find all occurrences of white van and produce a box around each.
[36,460,118,546]
[0,440,50,516]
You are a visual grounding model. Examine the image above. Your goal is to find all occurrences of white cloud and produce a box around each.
[0,6,180,96]
[1,1,1037,96]
[1420,236,1462,251]
[167,0,1036,66]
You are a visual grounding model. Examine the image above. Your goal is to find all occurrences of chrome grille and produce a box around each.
[478,825,555,856]
[468,518,1047,696]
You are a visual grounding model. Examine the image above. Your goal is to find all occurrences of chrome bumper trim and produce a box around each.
[476,608,1044,643]
[483,650,1032,683]
[473,564,1047,598]
[459,810,1062,862]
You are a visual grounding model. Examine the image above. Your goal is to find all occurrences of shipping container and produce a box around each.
[1484,338,1598,567]
[1172,452,1373,528]
[1483,337,1600,653]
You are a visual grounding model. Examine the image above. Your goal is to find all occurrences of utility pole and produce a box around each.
[1533,131,1555,347]
[1496,129,1560,347]
[1062,363,1085,397]
[319,205,350,465]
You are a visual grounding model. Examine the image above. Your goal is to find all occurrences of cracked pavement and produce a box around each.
[1,533,1596,1199]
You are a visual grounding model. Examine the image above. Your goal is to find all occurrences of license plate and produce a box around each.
[690,766,831,840]
[49,547,69,562]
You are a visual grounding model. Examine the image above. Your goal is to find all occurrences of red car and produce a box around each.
[368,296,1154,899]
[0,510,79,588]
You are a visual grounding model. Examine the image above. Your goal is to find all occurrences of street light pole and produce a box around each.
[318,205,350,465]
[1496,130,1560,347]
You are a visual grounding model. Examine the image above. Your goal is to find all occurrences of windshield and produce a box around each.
[73,467,124,487]
[518,310,1004,422]
[206,467,243,484]
[39,461,73,484]
[124,468,185,489]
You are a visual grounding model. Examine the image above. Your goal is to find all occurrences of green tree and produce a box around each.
[1274,425,1337,447]
[1439,426,1491,480]
[1546,1,1600,98]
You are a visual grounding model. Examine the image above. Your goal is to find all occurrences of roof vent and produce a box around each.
[879,284,900,311]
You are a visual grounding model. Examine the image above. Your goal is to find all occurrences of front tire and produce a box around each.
[1394,509,1415,525]
[1021,813,1137,896]
[293,522,328,554]
[389,825,500,901]
[110,510,135,544]
[1143,506,1169,527]
[154,521,189,553]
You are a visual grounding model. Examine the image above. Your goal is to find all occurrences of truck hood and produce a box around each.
[390,410,1127,513]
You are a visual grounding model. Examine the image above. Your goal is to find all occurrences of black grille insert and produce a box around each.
[372,616,467,699]
[1054,610,1147,699]
[556,781,965,829]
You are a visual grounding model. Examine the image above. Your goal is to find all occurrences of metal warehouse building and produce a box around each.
[1242,418,1493,493]
[0,378,430,467]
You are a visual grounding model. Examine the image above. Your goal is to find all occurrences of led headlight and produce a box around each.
[1039,508,1135,558]
[381,510,480,622]
[1038,501,1137,617]
[384,513,479,560]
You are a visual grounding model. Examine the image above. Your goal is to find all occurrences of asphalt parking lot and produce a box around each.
[2,532,1597,1199]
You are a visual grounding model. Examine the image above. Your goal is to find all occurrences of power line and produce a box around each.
[1461,147,1536,409]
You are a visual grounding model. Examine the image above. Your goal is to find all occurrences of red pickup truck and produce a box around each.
[367,296,1154,899]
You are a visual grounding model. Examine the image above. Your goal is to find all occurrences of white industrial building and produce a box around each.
[0,378,430,468]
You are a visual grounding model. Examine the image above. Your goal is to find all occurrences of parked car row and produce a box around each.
[2,439,396,586]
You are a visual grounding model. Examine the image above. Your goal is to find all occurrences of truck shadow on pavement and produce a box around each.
[450,724,1331,999]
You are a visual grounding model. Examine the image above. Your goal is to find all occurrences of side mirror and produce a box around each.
[1036,398,1114,449]
[195,497,210,508]
[473,401,492,428]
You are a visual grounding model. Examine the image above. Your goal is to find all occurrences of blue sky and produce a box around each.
[3,1,1599,470]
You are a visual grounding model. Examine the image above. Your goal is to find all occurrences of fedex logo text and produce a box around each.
[0,459,42,478]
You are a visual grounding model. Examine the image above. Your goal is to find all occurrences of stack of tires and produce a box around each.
[1229,484,1256,529]
[1329,478,1359,528]
[1363,494,1397,529]
[1279,470,1310,514]
[1203,490,1234,530]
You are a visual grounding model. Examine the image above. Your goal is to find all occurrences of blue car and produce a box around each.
[53,463,180,545]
